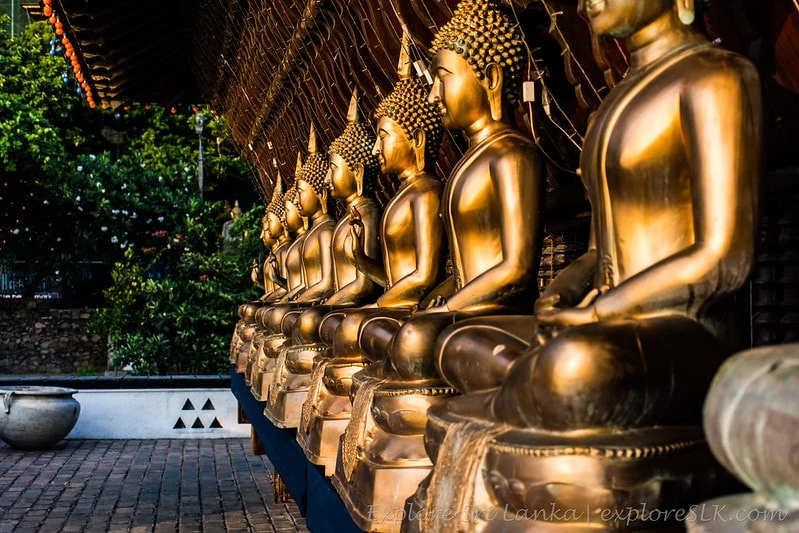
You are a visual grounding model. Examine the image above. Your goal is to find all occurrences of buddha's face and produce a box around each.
[260,222,274,246]
[285,200,303,231]
[373,116,415,176]
[328,152,356,199]
[581,0,672,37]
[266,212,283,240]
[429,49,491,130]
[296,179,321,216]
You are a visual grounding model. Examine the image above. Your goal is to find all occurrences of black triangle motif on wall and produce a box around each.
[182,399,195,410]
[173,418,186,429]
[202,399,215,411]
[191,417,205,429]
[209,417,223,428]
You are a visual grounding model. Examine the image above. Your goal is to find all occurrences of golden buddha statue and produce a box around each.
[332,3,545,529]
[254,154,313,338]
[264,91,382,428]
[249,217,273,294]
[415,0,763,530]
[247,178,296,394]
[249,170,309,399]
[234,191,285,372]
[276,171,308,302]
[263,126,335,425]
[298,32,447,476]
[262,176,292,302]
[237,211,278,374]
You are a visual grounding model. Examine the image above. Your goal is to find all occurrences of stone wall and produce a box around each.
[0,299,107,375]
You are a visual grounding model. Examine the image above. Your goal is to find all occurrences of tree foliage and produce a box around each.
[1,19,265,374]
[1,20,257,296]
[91,208,263,375]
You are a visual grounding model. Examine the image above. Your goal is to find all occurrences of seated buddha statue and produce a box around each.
[231,227,270,369]
[261,175,292,303]
[415,0,763,530]
[249,222,273,296]
[234,184,288,372]
[254,155,309,335]
[297,31,447,475]
[257,127,336,344]
[264,91,382,427]
[331,3,546,529]
[250,173,310,399]
[247,178,296,392]
[263,126,336,424]
[240,209,278,380]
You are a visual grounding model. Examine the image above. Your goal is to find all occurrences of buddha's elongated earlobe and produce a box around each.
[483,63,504,122]
[320,188,329,215]
[677,0,695,25]
[413,129,427,172]
[354,163,365,197]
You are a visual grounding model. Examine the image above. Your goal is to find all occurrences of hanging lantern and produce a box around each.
[43,5,53,16]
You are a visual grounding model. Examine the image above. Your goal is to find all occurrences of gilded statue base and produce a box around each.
[332,432,432,533]
[332,380,457,532]
[297,358,367,476]
[234,323,258,374]
[243,329,262,386]
[409,393,725,532]
[263,342,327,428]
[249,332,289,401]
[229,320,244,365]
[684,494,798,533]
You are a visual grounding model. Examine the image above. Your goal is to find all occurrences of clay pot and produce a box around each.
[0,387,80,450]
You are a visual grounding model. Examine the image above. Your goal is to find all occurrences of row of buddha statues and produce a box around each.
[228,0,792,531]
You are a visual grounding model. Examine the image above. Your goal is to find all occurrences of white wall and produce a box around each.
[67,388,250,439]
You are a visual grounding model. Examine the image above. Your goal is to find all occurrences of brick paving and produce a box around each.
[0,439,309,533]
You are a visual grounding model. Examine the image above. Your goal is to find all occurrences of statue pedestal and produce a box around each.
[332,431,432,533]
[685,494,799,533]
[332,380,456,532]
[411,393,726,532]
[297,358,368,476]
[229,320,244,365]
[234,323,258,374]
[249,332,287,401]
[243,329,261,386]
[263,343,325,428]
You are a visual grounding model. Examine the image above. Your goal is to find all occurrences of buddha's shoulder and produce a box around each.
[675,45,759,86]
[482,129,539,161]
[407,175,444,196]
[357,198,381,216]
[316,219,336,233]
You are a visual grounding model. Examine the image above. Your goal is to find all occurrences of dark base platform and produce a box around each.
[231,365,361,533]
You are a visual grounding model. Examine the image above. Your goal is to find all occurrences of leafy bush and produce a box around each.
[91,207,263,375]
[2,20,266,374]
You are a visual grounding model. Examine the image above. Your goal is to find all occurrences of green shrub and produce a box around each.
[91,206,263,375]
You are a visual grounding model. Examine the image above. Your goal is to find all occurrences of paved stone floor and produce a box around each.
[0,439,310,533]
